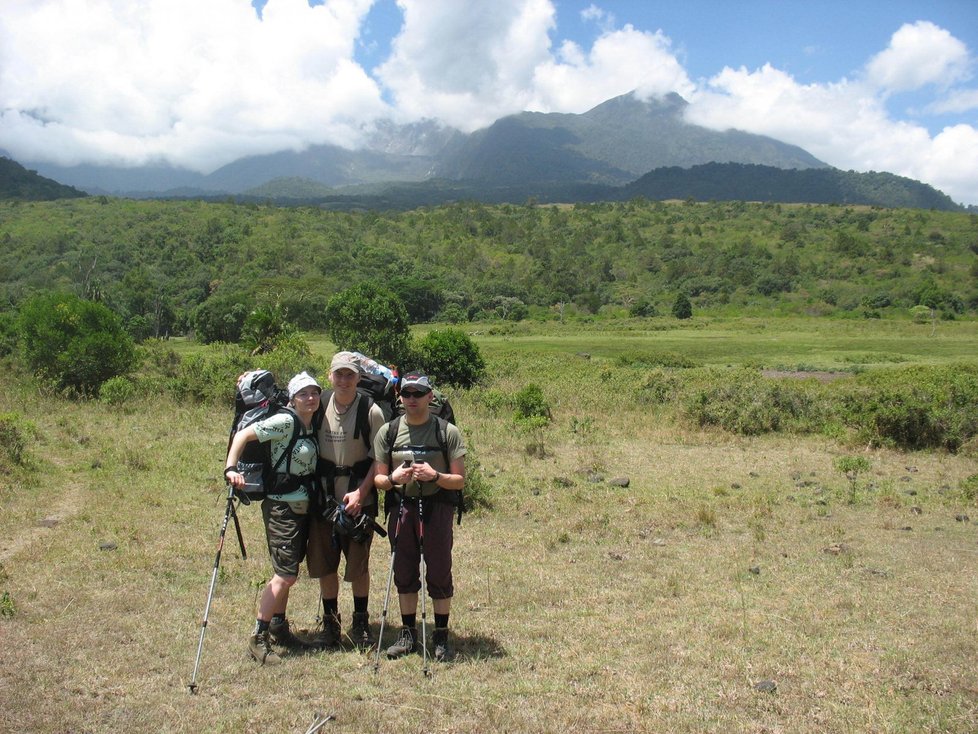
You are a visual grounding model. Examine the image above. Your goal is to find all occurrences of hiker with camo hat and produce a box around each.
[224,371,322,665]
[372,371,466,662]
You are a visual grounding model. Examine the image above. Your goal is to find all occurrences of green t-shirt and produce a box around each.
[373,415,466,498]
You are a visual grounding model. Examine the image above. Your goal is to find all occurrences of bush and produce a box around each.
[460,442,494,514]
[672,292,692,319]
[836,365,978,451]
[191,291,254,344]
[325,283,411,365]
[414,328,486,388]
[176,345,253,404]
[684,368,824,435]
[512,384,552,426]
[17,292,137,395]
[241,303,297,355]
[0,412,32,468]
[0,311,19,357]
[174,337,323,406]
[99,376,136,406]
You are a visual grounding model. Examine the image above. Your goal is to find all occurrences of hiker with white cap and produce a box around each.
[224,371,323,665]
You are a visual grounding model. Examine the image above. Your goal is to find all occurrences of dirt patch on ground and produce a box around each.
[762,369,852,383]
[0,472,84,566]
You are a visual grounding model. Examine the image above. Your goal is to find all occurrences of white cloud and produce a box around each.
[0,3,975,205]
[0,0,387,171]
[926,88,978,114]
[375,0,556,128]
[531,25,694,113]
[685,23,978,205]
[864,20,971,93]
[377,0,694,129]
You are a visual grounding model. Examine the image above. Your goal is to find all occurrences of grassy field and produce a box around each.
[2,317,978,733]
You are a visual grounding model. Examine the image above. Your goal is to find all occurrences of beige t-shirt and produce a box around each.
[318,392,386,504]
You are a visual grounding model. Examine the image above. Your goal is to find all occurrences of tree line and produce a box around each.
[0,197,976,347]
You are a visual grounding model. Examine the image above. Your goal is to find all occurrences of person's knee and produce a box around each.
[273,574,298,590]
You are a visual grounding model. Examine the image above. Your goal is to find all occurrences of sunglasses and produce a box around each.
[400,390,431,399]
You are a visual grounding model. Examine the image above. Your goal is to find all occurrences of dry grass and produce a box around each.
[2,374,978,733]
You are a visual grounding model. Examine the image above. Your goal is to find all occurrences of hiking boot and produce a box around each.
[386,626,417,659]
[350,611,374,650]
[312,613,341,649]
[433,628,454,662]
[268,616,307,650]
[248,630,282,666]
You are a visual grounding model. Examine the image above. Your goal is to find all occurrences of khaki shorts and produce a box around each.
[306,512,373,581]
[261,498,310,577]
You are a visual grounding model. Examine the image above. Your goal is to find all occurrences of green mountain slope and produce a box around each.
[0,157,87,200]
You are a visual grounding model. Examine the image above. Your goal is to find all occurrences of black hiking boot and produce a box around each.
[386,626,417,659]
[433,628,454,662]
[269,616,307,650]
[248,630,282,666]
[312,613,342,649]
[350,611,374,650]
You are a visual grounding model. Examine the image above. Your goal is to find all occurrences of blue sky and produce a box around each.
[3,0,977,204]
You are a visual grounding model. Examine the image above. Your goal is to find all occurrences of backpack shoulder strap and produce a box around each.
[384,414,402,469]
[354,394,373,450]
[433,415,450,468]
[270,408,303,474]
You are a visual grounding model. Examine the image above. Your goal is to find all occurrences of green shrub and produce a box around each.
[414,328,486,388]
[960,474,978,503]
[17,291,137,395]
[0,310,18,357]
[836,365,978,451]
[672,292,693,319]
[615,351,700,369]
[636,369,685,406]
[99,376,136,406]
[513,384,552,425]
[684,368,824,435]
[176,345,253,404]
[460,442,493,513]
[241,303,297,355]
[324,283,411,365]
[0,412,33,468]
[190,291,253,344]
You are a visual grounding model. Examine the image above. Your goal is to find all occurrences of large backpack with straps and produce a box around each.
[384,404,465,525]
[349,352,398,420]
[229,370,318,503]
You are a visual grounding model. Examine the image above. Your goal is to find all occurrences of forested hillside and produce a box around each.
[0,197,975,340]
[0,157,87,201]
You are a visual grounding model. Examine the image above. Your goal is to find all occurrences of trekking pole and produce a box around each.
[374,495,405,673]
[188,483,246,694]
[418,495,430,678]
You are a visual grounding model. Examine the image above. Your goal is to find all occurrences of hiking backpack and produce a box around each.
[349,352,398,420]
[228,370,310,502]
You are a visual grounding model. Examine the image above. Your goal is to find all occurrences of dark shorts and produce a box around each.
[306,512,373,581]
[261,499,310,577]
[388,498,454,599]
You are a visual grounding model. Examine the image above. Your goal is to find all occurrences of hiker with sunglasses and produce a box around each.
[372,372,466,663]
[224,371,322,666]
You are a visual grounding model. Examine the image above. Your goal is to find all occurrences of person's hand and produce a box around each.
[224,467,243,487]
[411,461,439,483]
[343,489,362,515]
